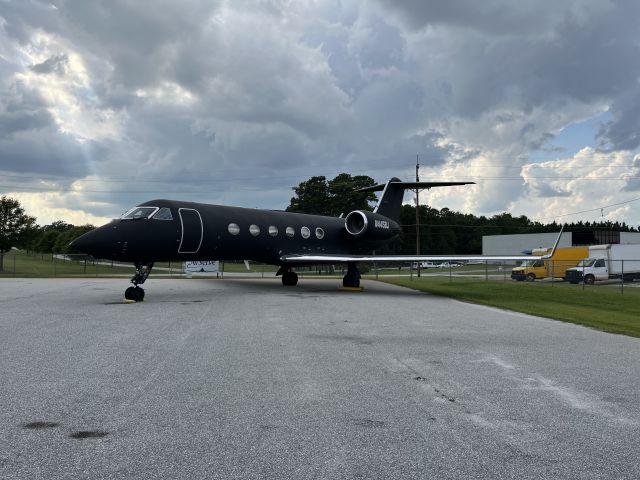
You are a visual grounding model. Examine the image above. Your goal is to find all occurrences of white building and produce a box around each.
[482,230,640,256]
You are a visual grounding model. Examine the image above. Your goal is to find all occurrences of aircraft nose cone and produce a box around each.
[69,227,112,258]
[69,230,95,254]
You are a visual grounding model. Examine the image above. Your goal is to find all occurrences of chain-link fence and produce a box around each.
[1,252,638,293]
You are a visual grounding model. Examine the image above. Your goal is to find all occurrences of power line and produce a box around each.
[535,195,640,221]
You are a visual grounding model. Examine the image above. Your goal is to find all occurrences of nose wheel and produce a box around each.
[125,262,154,301]
[125,286,145,302]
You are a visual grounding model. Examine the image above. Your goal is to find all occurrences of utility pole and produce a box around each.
[416,155,421,277]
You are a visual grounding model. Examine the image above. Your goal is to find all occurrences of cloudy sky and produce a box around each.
[1,0,640,227]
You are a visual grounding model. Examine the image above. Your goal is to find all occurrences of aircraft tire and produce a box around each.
[125,286,145,301]
[342,273,360,288]
[135,287,145,301]
[282,272,298,286]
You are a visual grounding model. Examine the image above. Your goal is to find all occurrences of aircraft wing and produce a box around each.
[281,227,564,264]
[281,253,546,263]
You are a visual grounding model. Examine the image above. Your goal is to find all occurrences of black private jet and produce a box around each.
[71,178,560,300]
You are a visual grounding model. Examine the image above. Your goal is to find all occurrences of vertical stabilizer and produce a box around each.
[358,178,474,223]
[373,177,405,222]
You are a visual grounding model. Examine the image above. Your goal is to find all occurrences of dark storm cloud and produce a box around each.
[597,89,640,152]
[0,84,53,136]
[378,0,640,129]
[0,130,94,177]
[0,71,93,177]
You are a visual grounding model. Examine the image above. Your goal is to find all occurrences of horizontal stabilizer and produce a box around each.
[358,181,474,193]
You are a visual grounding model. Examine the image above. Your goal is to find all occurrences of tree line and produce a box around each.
[0,195,94,271]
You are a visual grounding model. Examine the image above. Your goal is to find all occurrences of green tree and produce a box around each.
[286,173,377,216]
[15,224,43,253]
[286,176,330,215]
[36,230,61,253]
[35,220,76,253]
[326,173,377,215]
[0,196,36,271]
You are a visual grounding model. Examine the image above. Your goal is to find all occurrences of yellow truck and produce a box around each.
[511,246,589,282]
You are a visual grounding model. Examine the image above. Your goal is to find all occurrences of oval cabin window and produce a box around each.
[315,227,324,239]
[301,226,310,239]
[269,226,278,236]
[249,224,260,236]
[228,223,240,235]
[286,227,295,237]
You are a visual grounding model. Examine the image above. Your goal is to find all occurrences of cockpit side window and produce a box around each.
[121,207,158,220]
[152,207,173,220]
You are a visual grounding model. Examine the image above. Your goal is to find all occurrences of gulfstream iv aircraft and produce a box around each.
[71,178,562,301]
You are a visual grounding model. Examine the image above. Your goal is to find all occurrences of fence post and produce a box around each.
[485,261,488,282]
[449,262,452,282]
[53,255,56,276]
[410,263,413,281]
[13,254,16,277]
[621,260,624,295]
[582,262,585,291]
[551,260,554,287]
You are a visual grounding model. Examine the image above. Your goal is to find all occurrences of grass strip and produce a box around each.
[380,277,640,338]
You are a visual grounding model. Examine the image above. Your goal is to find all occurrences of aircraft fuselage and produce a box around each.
[72,199,399,265]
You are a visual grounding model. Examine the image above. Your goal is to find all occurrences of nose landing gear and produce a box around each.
[124,262,154,301]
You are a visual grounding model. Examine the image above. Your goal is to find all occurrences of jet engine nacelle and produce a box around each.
[344,210,400,241]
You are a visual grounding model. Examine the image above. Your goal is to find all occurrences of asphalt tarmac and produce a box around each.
[1,278,639,479]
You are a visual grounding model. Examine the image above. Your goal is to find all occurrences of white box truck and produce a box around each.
[565,244,640,284]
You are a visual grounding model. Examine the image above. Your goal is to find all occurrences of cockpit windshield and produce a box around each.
[121,207,158,220]
[152,207,173,220]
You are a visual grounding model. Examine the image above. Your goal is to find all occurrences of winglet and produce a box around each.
[541,225,564,259]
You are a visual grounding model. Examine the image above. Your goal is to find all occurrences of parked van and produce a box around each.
[565,244,640,284]
[511,246,589,282]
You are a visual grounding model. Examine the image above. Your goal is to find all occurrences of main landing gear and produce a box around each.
[343,262,361,288]
[276,266,298,286]
[124,262,154,301]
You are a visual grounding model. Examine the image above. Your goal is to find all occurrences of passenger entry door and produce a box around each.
[178,208,203,253]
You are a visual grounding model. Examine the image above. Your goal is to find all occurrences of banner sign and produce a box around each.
[185,261,219,273]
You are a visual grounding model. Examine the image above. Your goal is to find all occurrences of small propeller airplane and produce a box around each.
[71,178,562,301]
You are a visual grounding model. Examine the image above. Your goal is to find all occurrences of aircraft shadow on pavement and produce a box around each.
[216,278,426,298]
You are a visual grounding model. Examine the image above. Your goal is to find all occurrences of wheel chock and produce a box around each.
[339,286,364,292]
[123,298,137,304]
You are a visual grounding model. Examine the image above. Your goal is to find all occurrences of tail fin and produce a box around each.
[358,178,474,222]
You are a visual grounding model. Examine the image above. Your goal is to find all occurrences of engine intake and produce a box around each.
[344,210,400,241]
